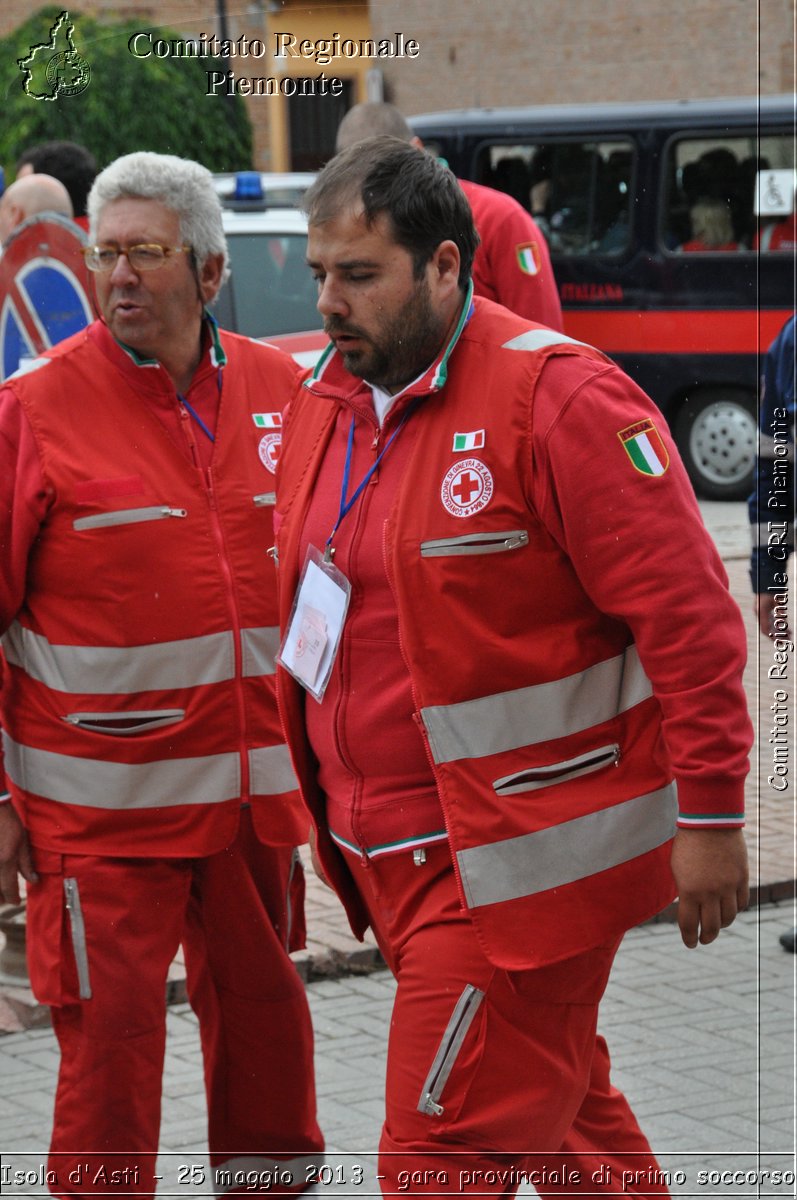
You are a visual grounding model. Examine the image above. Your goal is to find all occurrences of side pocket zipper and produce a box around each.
[63,878,92,1000]
[417,983,485,1117]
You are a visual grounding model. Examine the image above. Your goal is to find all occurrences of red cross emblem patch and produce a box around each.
[440,458,494,517]
[258,432,281,474]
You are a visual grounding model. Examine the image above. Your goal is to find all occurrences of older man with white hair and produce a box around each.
[0,152,323,1197]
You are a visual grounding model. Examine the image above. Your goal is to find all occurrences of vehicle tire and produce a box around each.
[673,388,757,501]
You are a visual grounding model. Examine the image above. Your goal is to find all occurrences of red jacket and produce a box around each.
[275,295,751,968]
[0,319,305,857]
[461,180,563,330]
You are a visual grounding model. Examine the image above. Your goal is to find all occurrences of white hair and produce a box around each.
[87,151,229,284]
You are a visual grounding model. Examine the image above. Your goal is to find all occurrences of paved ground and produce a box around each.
[1,905,794,1196]
[0,500,795,1195]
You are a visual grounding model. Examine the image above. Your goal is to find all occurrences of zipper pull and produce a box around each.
[421,1093,444,1117]
[178,403,201,468]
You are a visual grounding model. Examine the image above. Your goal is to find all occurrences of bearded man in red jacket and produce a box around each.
[273,136,751,1197]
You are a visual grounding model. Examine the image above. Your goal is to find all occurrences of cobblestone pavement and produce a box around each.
[0,905,794,1196]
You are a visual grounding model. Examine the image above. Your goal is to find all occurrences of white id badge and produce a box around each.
[277,545,351,702]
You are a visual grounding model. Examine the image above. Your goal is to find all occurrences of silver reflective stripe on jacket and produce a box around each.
[421,644,651,765]
[3,739,296,808]
[456,782,677,908]
[241,627,280,678]
[249,744,299,795]
[2,622,280,694]
[2,735,240,809]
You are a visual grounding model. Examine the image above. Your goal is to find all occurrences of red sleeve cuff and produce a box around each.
[675,776,746,828]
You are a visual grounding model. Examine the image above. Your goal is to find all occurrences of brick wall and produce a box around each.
[369,0,795,115]
[1,1,794,168]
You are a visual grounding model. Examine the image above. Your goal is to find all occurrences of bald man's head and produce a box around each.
[335,103,421,153]
[0,173,74,244]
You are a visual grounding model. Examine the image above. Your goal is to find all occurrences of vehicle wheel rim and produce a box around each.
[688,401,756,488]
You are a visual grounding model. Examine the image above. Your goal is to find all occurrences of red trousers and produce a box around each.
[346,843,670,1198]
[25,810,323,1197]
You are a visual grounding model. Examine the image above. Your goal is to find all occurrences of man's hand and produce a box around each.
[671,827,749,948]
[308,825,333,890]
[0,804,37,905]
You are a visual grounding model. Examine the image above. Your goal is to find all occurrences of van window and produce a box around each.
[473,140,635,256]
[662,131,796,252]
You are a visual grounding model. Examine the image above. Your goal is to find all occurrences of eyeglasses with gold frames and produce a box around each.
[82,243,193,272]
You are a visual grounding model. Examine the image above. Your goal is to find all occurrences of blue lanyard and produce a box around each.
[325,400,420,560]
[177,368,222,443]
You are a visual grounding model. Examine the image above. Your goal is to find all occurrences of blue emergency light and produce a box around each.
[233,172,264,202]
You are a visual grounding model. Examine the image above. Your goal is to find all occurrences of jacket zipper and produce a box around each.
[420,530,529,557]
[381,519,463,884]
[62,709,185,735]
[178,401,249,799]
[63,878,92,1000]
[493,743,621,795]
[73,506,187,531]
[334,410,381,868]
[206,464,249,800]
[417,984,485,1116]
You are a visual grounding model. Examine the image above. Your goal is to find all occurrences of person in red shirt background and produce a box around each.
[679,197,738,252]
[334,102,563,331]
[755,210,797,252]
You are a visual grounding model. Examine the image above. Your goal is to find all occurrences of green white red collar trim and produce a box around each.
[308,280,474,396]
[113,309,226,370]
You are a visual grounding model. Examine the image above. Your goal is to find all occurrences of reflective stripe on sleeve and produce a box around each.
[420,644,651,765]
[502,329,587,351]
[2,734,240,809]
[2,622,279,694]
[456,783,677,908]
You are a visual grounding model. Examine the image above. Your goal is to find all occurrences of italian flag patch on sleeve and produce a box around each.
[515,242,541,276]
[617,419,670,477]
